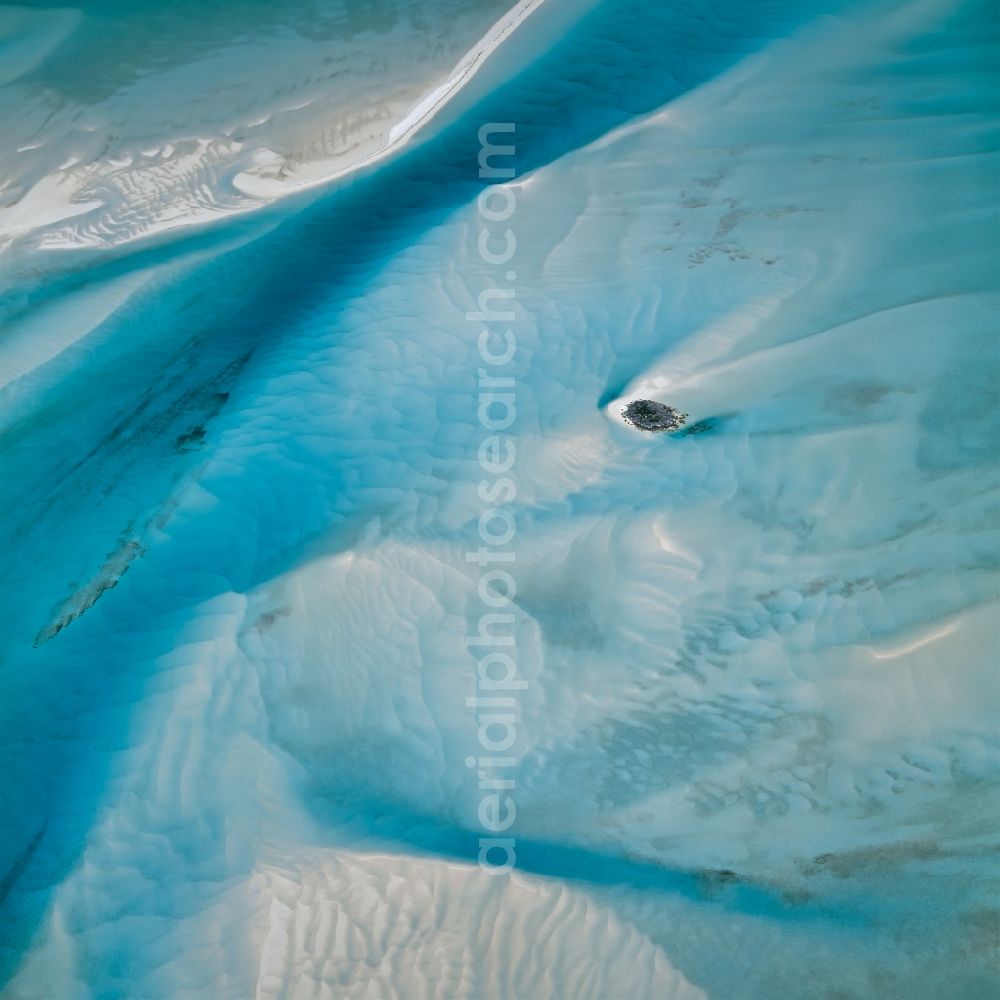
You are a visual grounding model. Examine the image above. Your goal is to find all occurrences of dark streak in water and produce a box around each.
[0,822,47,911]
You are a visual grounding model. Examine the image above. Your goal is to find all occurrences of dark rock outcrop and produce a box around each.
[621,398,688,432]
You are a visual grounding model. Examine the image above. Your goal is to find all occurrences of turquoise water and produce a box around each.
[1,0,998,996]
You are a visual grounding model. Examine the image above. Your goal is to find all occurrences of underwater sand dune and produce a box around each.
[0,0,997,996]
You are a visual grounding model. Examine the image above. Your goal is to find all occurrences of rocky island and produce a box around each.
[621,398,688,432]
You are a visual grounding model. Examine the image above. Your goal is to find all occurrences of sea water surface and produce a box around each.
[0,0,998,996]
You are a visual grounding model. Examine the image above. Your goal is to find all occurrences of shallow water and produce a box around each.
[1,0,998,996]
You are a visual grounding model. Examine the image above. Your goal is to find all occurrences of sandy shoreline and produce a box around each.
[0,0,588,263]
